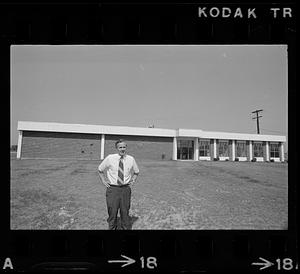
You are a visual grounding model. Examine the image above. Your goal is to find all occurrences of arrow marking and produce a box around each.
[108,255,136,268]
[252,257,274,270]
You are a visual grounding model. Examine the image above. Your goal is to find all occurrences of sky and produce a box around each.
[11,45,288,150]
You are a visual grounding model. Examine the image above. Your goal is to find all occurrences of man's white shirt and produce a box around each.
[98,154,139,185]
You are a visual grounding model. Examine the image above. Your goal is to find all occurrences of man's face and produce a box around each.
[117,142,127,156]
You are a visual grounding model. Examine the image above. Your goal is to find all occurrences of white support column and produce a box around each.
[213,139,217,159]
[173,137,177,160]
[280,142,285,162]
[249,141,253,161]
[266,141,270,162]
[194,137,199,161]
[100,134,105,160]
[17,130,22,159]
[232,140,235,161]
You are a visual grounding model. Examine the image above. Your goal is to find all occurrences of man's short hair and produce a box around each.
[115,139,127,148]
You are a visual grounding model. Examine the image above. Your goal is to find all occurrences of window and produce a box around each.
[199,140,210,156]
[177,140,194,160]
[253,142,263,157]
[270,143,280,158]
[236,141,247,157]
[219,140,229,157]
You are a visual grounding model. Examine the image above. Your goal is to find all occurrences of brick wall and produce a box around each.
[21,131,101,159]
[105,135,173,161]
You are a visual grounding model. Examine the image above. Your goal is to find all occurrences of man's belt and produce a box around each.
[109,184,129,187]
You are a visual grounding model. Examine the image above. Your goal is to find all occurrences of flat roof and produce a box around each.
[18,121,286,142]
[18,121,176,137]
[177,129,286,142]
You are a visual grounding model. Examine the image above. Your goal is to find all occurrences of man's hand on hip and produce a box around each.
[98,171,110,188]
[103,181,110,188]
[129,179,135,186]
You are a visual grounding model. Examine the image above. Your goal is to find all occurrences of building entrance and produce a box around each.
[177,139,194,160]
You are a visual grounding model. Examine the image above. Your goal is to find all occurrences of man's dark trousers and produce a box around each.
[106,185,131,230]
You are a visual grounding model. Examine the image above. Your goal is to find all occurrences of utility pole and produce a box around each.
[252,109,263,134]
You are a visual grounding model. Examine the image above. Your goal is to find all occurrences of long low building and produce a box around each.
[16,121,286,162]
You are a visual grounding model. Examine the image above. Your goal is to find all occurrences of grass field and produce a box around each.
[10,153,288,230]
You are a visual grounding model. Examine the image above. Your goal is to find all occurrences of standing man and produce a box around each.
[98,139,139,230]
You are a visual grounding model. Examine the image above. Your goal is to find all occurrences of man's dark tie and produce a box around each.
[117,156,124,185]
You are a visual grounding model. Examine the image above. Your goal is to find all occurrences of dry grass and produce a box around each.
[10,156,288,230]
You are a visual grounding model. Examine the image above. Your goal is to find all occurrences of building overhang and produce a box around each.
[17,121,286,143]
[17,121,176,138]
